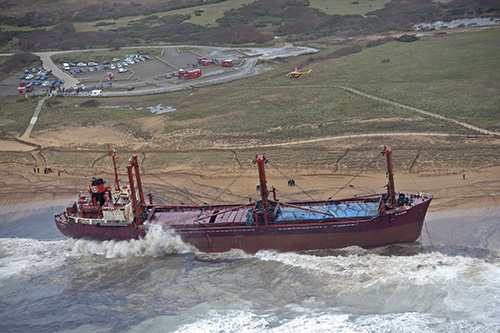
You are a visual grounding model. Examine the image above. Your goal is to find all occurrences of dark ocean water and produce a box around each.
[1,200,499,332]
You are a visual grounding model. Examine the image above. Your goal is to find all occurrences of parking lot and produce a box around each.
[0,45,317,96]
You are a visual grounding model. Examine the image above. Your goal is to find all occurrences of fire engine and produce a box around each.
[18,83,33,94]
[183,69,202,80]
[200,59,215,66]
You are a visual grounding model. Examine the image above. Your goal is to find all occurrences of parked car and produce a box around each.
[25,74,34,80]
[88,67,94,72]
[103,61,110,65]
[118,68,128,73]
[112,57,120,62]
[77,62,87,67]
[110,64,115,69]
[88,62,98,66]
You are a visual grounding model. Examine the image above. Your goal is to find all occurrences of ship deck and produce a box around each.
[148,199,381,228]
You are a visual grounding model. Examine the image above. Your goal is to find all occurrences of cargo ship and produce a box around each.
[55,147,432,252]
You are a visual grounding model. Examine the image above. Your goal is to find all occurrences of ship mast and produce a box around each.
[384,146,396,205]
[108,145,121,191]
[130,155,145,204]
[126,154,146,227]
[255,154,269,211]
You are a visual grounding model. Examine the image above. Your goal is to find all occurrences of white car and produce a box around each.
[116,63,122,68]
[25,74,34,80]
[110,64,116,69]
[89,89,103,97]
[77,62,87,67]
[42,81,50,86]
[118,68,128,73]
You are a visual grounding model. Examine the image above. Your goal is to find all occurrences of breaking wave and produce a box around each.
[68,224,197,258]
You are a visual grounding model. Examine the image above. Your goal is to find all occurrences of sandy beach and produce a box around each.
[1,156,498,211]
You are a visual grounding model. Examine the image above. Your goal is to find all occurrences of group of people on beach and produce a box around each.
[33,167,63,176]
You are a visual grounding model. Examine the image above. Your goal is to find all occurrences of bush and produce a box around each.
[80,100,99,107]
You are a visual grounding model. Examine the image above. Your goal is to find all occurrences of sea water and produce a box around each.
[0,202,499,332]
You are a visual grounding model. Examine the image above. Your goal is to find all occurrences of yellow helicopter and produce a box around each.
[286,68,312,79]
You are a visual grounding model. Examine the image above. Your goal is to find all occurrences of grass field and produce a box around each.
[0,96,40,137]
[318,29,500,131]
[309,0,390,16]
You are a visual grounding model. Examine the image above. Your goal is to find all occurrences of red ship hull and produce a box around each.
[55,198,431,252]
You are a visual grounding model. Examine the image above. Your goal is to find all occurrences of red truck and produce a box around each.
[183,69,202,80]
[200,59,215,66]
[18,83,33,94]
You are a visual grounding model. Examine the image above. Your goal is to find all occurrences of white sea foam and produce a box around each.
[153,309,495,333]
[68,224,197,258]
[0,238,68,281]
[252,250,500,329]
[254,250,500,286]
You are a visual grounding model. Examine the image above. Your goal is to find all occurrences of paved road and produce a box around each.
[35,51,79,90]
[20,96,49,140]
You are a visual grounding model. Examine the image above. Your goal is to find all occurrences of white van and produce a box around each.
[89,90,103,97]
